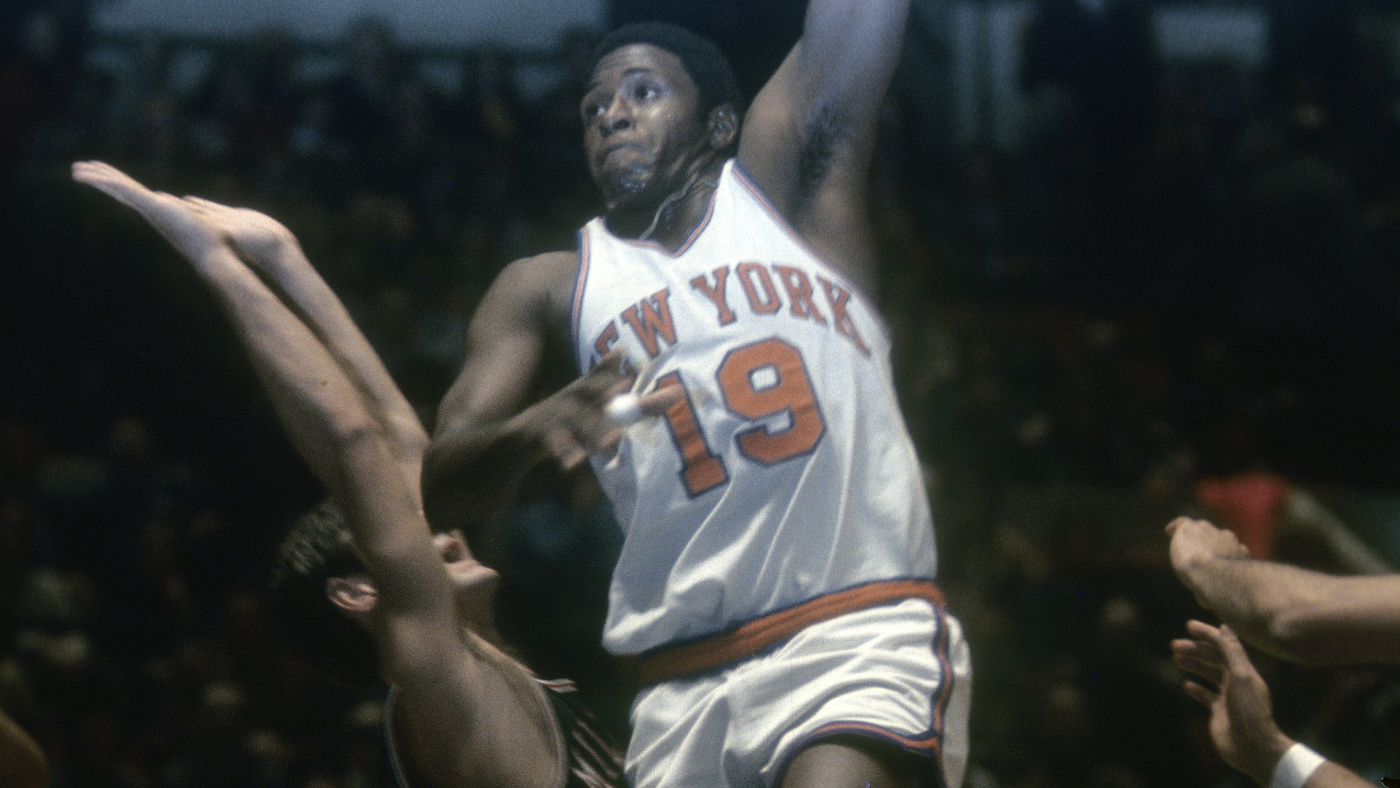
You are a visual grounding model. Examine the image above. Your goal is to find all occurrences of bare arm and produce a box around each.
[180,197,429,486]
[737,0,911,293]
[423,254,677,537]
[0,708,47,788]
[1168,517,1400,665]
[1173,621,1373,788]
[72,162,562,788]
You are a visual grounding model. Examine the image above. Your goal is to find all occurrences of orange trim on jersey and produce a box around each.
[636,579,945,686]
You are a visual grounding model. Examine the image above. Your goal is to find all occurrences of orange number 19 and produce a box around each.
[657,338,826,497]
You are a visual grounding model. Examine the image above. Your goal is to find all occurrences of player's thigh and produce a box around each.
[779,736,934,788]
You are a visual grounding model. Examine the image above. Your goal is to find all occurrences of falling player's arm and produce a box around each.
[71,162,563,788]
[0,708,47,788]
[737,0,911,294]
[179,197,428,486]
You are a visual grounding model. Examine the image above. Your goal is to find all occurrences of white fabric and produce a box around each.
[573,160,938,656]
[1270,743,1326,788]
[625,599,971,788]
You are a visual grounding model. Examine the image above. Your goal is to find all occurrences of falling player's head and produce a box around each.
[266,500,499,688]
[582,22,742,214]
[267,500,382,688]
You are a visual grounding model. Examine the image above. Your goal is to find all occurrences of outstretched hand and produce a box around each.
[72,161,298,269]
[72,161,228,264]
[522,352,684,470]
[1172,620,1294,785]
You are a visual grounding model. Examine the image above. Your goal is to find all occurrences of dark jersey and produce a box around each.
[384,678,629,788]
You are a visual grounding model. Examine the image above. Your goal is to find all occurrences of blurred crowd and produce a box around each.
[3,0,1400,786]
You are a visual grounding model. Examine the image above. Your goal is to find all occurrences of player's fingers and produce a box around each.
[184,195,235,212]
[1173,652,1224,686]
[1213,625,1257,676]
[1182,680,1218,709]
[1172,637,1224,668]
[638,384,685,415]
[1184,619,1221,641]
[579,354,627,398]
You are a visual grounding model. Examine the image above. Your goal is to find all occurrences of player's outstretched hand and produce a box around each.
[1173,620,1294,785]
[519,352,683,470]
[72,161,227,264]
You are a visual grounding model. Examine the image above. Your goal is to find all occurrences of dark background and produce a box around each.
[4,0,1400,786]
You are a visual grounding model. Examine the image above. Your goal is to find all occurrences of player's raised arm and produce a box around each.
[737,0,911,293]
[72,162,564,788]
[71,161,449,625]
[181,195,429,486]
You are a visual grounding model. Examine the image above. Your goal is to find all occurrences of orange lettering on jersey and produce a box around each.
[736,262,781,315]
[620,288,678,358]
[590,321,636,382]
[818,277,871,357]
[689,266,737,326]
[773,265,828,326]
[593,321,621,359]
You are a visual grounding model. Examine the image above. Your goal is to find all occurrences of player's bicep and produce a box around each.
[436,258,555,438]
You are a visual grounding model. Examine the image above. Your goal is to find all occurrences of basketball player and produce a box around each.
[71,161,628,788]
[422,6,971,787]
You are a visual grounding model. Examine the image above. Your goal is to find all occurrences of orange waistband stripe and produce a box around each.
[636,579,945,686]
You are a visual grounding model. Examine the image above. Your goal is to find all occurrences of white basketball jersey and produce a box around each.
[572,161,936,656]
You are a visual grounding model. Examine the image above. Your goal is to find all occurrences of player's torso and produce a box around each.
[573,161,936,655]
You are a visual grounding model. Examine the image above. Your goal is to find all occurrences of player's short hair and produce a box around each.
[590,21,744,115]
[266,500,382,689]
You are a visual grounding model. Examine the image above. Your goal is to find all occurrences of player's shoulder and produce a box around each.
[483,250,582,331]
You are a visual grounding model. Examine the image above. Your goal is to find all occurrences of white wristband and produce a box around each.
[604,393,644,426]
[1270,743,1326,788]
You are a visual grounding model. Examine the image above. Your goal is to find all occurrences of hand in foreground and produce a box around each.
[1167,517,1250,585]
[1173,620,1294,785]
[521,352,684,470]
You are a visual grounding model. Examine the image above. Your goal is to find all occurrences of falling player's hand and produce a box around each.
[180,195,300,269]
[72,161,229,265]
[1173,621,1294,785]
[520,351,683,470]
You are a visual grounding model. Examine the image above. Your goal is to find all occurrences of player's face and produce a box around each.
[581,44,711,213]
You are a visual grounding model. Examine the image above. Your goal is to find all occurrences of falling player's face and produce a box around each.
[581,44,712,214]
[432,530,499,595]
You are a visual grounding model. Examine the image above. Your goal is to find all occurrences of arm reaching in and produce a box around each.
[71,161,564,788]
[1167,517,1400,665]
[1173,621,1372,788]
[738,0,911,293]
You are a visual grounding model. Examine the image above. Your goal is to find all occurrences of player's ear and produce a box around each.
[708,103,739,150]
[326,576,379,615]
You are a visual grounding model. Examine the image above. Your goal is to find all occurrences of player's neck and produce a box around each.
[606,156,724,251]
